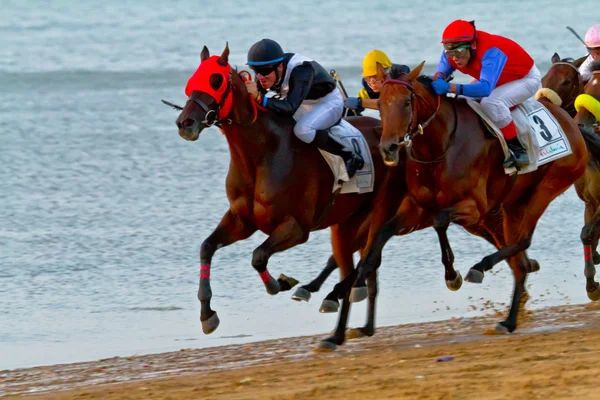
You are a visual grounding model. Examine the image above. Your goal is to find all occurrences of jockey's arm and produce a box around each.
[263,64,315,116]
[434,52,455,80]
[356,88,378,110]
[452,48,507,97]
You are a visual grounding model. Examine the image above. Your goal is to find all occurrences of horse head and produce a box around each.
[378,61,434,166]
[539,53,584,115]
[176,43,251,141]
[575,61,600,129]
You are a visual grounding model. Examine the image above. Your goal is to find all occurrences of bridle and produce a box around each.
[382,79,457,164]
[187,77,233,128]
[165,70,260,128]
[548,62,583,115]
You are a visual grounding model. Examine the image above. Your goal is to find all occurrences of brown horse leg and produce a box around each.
[291,256,338,302]
[433,209,461,290]
[251,216,308,295]
[352,196,426,299]
[346,267,378,339]
[199,209,257,334]
[478,178,570,332]
[322,220,362,310]
[580,204,600,300]
[317,223,362,350]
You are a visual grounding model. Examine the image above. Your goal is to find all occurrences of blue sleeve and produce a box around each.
[434,52,455,79]
[460,47,507,98]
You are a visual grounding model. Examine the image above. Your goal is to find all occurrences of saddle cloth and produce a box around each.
[318,119,375,194]
[467,97,572,175]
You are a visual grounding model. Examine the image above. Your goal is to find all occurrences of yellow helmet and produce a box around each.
[362,50,392,77]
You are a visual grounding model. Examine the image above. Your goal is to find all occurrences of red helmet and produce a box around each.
[441,20,476,44]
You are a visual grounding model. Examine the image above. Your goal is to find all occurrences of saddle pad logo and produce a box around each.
[527,107,569,164]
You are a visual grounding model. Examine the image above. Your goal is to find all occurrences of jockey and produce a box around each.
[432,20,542,169]
[579,24,600,83]
[245,38,364,178]
[344,50,411,115]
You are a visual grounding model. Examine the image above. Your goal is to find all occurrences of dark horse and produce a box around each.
[341,61,598,336]
[539,59,600,300]
[173,43,411,338]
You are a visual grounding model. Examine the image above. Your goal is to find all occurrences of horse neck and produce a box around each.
[221,113,271,171]
[221,87,283,174]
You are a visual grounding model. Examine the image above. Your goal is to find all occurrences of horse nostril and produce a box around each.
[182,118,194,127]
[388,143,399,153]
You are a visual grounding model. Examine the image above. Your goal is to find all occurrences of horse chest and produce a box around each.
[407,166,438,205]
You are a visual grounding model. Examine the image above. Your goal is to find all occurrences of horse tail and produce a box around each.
[580,125,600,170]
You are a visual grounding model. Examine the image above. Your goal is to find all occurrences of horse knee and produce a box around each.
[515,236,532,252]
[200,240,216,264]
[251,247,270,271]
[434,210,450,229]
[581,224,596,245]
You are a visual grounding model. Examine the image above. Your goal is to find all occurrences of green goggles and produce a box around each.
[444,44,470,58]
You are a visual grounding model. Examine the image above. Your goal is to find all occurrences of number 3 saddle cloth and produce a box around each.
[467,97,573,175]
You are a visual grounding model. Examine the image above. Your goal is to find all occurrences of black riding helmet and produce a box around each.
[247,38,285,76]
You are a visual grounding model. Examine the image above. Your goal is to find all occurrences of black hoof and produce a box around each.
[277,274,299,292]
[587,283,600,301]
[445,271,463,291]
[465,268,484,283]
[291,287,311,302]
[496,320,515,333]
[201,312,220,334]
[528,259,540,273]
[315,337,341,352]
[349,286,368,303]
[319,299,339,313]
[346,327,374,339]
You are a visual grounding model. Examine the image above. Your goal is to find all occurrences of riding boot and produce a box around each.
[312,129,365,178]
[500,121,529,169]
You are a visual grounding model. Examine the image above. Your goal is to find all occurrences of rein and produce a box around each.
[383,79,456,164]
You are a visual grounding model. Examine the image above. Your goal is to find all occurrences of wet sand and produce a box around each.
[4,301,600,400]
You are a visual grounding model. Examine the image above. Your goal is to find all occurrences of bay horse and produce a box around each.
[171,44,478,347]
[344,61,600,335]
[537,53,586,117]
[539,59,600,300]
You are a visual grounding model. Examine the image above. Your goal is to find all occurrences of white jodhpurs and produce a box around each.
[480,65,542,129]
[292,89,344,143]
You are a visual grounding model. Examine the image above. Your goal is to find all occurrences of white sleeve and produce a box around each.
[579,55,593,82]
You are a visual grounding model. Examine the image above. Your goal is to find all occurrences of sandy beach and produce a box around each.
[4,300,600,399]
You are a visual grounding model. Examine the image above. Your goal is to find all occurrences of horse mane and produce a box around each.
[416,75,434,91]
[589,61,600,75]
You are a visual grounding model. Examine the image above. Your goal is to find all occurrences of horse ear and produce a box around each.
[201,46,210,62]
[406,61,426,82]
[551,52,560,64]
[217,42,230,66]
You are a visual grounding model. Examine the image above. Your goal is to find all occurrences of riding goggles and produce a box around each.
[250,64,278,77]
[444,44,470,58]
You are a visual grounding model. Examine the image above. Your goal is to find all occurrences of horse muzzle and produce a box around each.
[176,117,203,141]
[379,141,401,166]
